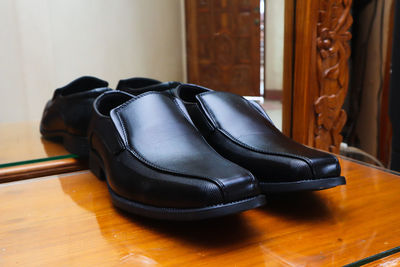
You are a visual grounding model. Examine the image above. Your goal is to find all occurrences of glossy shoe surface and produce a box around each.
[171,84,346,193]
[88,91,265,220]
[40,76,110,156]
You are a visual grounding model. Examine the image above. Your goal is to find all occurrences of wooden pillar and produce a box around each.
[283,0,353,154]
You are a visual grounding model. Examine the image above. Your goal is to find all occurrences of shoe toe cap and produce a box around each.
[218,171,261,204]
[310,154,341,178]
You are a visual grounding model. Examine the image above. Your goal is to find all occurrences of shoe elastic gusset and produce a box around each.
[88,90,265,220]
[170,84,346,193]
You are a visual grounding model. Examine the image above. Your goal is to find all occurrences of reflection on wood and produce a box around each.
[0,121,70,165]
[0,121,85,181]
[1,158,400,266]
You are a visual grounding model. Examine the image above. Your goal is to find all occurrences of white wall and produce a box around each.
[265,0,284,91]
[0,0,185,123]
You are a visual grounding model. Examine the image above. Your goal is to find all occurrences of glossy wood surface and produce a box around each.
[0,158,86,183]
[1,158,400,266]
[0,121,85,182]
[363,252,400,266]
[0,121,70,165]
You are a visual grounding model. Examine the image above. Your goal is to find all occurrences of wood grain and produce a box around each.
[0,121,70,165]
[291,0,320,146]
[289,0,353,153]
[314,0,352,154]
[185,0,261,96]
[1,158,400,266]
[378,0,396,167]
[282,0,295,137]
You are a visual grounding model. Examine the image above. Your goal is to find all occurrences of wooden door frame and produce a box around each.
[282,0,353,154]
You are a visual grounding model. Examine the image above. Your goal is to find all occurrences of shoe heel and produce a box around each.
[89,149,106,181]
[63,134,89,157]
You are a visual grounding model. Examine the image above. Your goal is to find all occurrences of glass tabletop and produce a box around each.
[0,121,76,168]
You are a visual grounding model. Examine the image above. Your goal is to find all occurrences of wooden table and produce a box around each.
[1,158,399,266]
[0,121,84,182]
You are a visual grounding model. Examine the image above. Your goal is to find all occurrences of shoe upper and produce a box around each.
[88,90,261,208]
[40,76,110,137]
[172,83,342,183]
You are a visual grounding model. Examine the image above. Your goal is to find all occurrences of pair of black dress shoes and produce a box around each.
[40,76,346,220]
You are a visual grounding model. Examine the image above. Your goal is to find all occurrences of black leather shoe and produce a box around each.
[88,90,265,220]
[40,76,111,156]
[116,77,180,95]
[169,84,346,193]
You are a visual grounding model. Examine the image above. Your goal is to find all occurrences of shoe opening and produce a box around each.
[116,77,161,91]
[58,76,108,96]
[95,92,133,116]
[177,84,210,103]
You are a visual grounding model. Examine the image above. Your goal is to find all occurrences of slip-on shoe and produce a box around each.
[87,90,266,220]
[166,84,346,193]
[40,76,111,156]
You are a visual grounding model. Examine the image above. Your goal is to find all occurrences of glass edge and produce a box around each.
[344,246,400,266]
[0,154,78,168]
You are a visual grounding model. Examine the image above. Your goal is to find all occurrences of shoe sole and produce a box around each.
[40,128,89,157]
[109,186,266,221]
[259,176,346,193]
[89,149,266,220]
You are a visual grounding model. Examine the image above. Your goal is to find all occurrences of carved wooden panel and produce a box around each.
[286,0,353,154]
[314,0,352,153]
[185,0,260,96]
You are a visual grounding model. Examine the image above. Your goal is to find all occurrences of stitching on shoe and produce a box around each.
[112,92,230,198]
[201,91,269,121]
[113,91,163,113]
[216,128,317,178]
[197,91,219,127]
[112,91,261,193]
[112,91,165,144]
[196,91,318,178]
[124,147,227,196]
[116,114,128,145]
[172,98,193,124]
[247,100,270,119]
